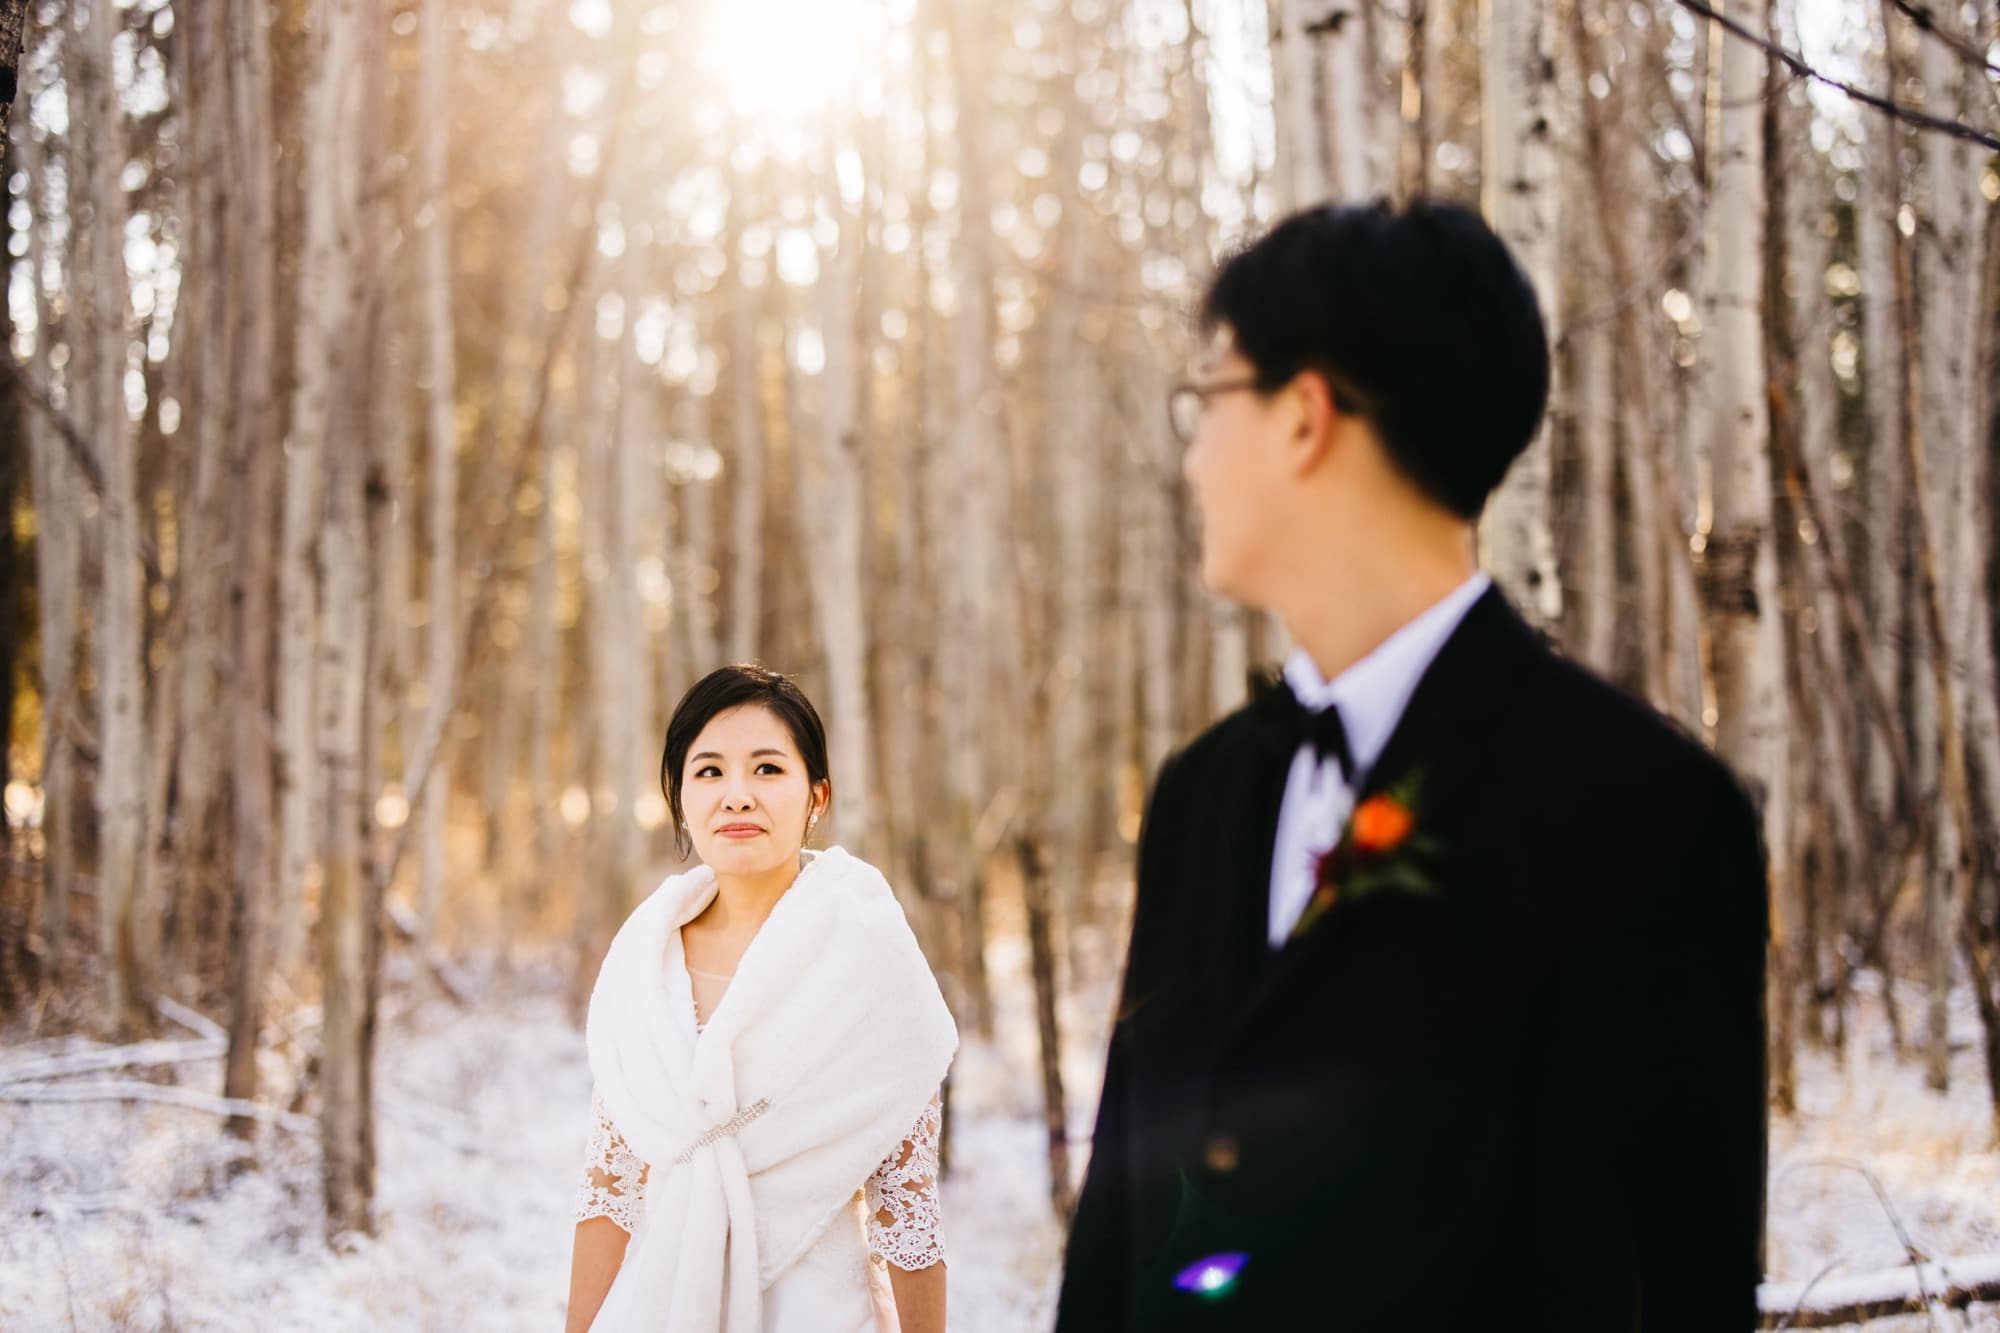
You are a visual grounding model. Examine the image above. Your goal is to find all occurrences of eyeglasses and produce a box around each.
[1167,368,1374,444]
[1167,376,1262,444]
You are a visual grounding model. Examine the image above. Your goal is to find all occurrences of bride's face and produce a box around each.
[680,704,830,877]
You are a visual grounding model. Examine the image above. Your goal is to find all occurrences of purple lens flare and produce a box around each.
[1171,1251,1249,1297]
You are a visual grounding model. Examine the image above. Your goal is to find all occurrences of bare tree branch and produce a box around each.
[0,357,107,495]
[0,1079,317,1134]
[1885,0,2000,81]
[1675,0,2000,152]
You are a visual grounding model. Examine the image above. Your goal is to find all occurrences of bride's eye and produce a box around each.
[755,762,784,776]
[693,764,722,779]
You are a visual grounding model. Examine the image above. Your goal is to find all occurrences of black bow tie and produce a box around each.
[1252,674,1356,782]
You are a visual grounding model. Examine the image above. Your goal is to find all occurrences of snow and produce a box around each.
[2,954,1995,1331]
[1760,974,2000,1331]
[1759,1253,2000,1317]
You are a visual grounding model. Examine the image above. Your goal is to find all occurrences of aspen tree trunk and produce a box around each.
[1775,56,1869,1040]
[799,139,877,855]
[1326,0,1380,197]
[939,0,1013,1037]
[1564,5,1621,676]
[725,184,767,666]
[677,392,721,680]
[419,0,459,942]
[370,274,413,894]
[221,0,281,1132]
[0,125,24,1005]
[1479,0,1563,630]
[1401,0,1448,198]
[1017,834,1075,1220]
[1913,27,1969,1092]
[165,0,233,981]
[1044,11,1101,943]
[223,402,280,1141]
[23,115,76,975]
[78,0,147,1030]
[1701,0,1791,1109]
[1857,25,1911,878]
[1270,0,1330,208]
[611,347,649,885]
[1954,153,2000,1137]
[1571,288,1618,675]
[1139,372,1180,780]
[877,46,946,963]
[1270,0,1382,205]
[274,387,322,986]
[523,407,564,909]
[319,374,378,1239]
[570,333,615,1010]
[1762,49,1827,1049]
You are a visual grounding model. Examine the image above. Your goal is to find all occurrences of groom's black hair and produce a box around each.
[662,664,832,858]
[1200,197,1550,520]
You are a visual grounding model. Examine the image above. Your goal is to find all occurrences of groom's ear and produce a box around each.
[1282,368,1341,475]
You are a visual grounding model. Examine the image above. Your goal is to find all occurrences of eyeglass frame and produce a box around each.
[1166,367,1372,445]
[1167,377,1260,444]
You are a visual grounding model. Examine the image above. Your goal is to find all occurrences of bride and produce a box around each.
[566,665,958,1333]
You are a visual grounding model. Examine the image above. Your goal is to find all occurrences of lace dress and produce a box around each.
[577,1086,946,1272]
[577,950,946,1309]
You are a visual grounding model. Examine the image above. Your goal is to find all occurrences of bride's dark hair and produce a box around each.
[661,664,831,856]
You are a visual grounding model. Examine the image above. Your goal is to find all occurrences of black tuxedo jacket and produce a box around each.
[1055,587,1768,1332]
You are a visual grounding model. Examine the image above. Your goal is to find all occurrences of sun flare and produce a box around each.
[701,0,883,120]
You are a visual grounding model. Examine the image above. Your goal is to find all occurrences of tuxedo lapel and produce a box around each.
[1222,586,1544,1035]
[1217,695,1301,992]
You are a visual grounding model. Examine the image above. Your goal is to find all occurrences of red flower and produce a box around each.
[1350,795,1415,856]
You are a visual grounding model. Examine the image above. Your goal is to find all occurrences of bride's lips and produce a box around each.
[715,824,765,839]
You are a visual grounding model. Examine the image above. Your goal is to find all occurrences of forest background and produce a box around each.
[3,0,2000,1326]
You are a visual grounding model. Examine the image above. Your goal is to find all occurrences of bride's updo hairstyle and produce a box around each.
[661,664,832,857]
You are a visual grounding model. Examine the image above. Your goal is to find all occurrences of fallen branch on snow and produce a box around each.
[1759,1254,2000,1328]
[0,997,229,1085]
[0,1078,316,1134]
[0,1037,223,1085]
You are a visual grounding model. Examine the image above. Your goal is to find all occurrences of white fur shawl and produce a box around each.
[584,846,957,1332]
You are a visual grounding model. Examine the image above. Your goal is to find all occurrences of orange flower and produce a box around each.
[1350,794,1414,856]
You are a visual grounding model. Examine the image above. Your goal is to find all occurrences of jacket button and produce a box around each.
[1204,1133,1241,1173]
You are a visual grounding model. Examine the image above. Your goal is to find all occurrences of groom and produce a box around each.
[1056,200,1768,1331]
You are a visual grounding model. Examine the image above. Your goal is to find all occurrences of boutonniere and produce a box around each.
[1289,774,1441,942]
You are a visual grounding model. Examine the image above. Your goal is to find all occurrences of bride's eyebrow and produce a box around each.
[689,748,789,762]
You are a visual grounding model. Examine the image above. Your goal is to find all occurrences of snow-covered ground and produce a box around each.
[1762,976,2000,1331]
[2,953,1995,1331]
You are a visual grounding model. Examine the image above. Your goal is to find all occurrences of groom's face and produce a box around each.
[1181,334,1292,606]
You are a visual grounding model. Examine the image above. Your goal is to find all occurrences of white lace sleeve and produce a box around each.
[864,1092,945,1271]
[575,1087,649,1235]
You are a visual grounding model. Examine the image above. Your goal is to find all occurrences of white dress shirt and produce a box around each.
[1266,572,1493,946]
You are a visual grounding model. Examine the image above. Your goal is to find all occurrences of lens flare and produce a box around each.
[1171,1251,1249,1298]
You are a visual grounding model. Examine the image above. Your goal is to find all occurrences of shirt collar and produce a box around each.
[1280,572,1492,776]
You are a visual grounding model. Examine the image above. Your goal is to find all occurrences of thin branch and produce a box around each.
[1675,0,2000,152]
[1,356,169,583]
[0,1079,317,1134]
[0,1036,222,1085]
[0,356,108,494]
[1885,0,2000,81]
